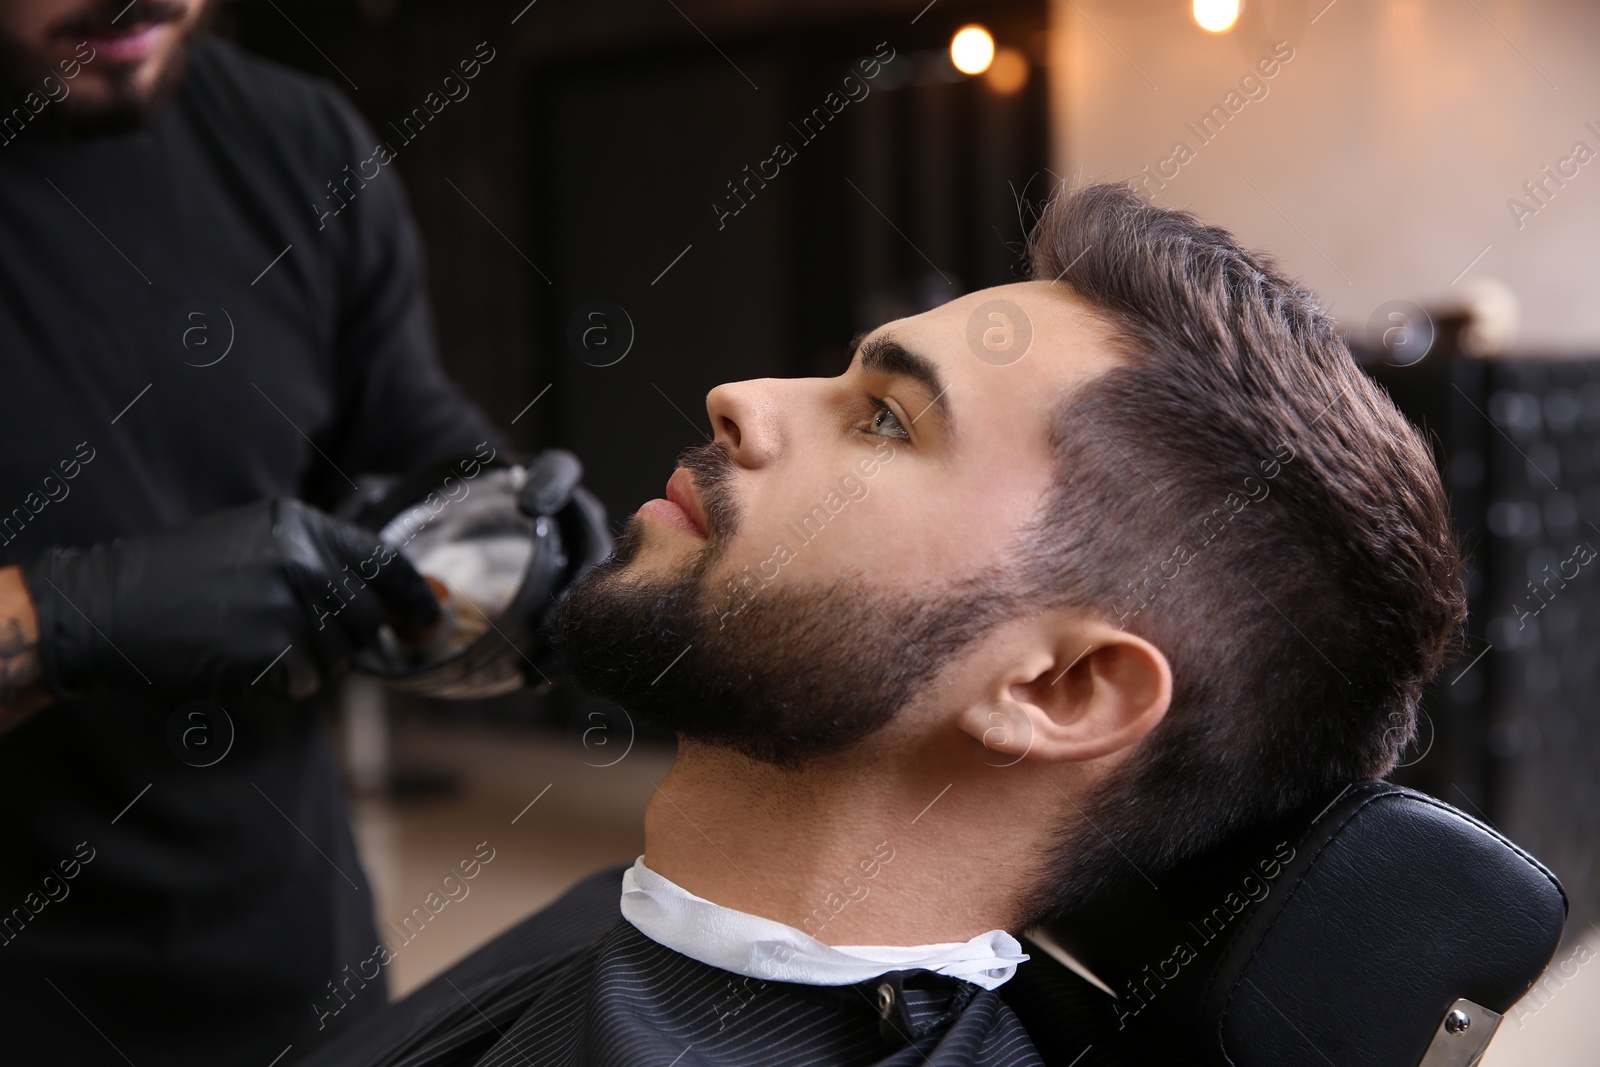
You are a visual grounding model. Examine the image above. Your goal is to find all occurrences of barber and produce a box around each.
[0,3,570,1064]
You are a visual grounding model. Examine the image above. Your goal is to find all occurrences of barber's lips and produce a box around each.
[78,21,172,63]
[638,467,709,539]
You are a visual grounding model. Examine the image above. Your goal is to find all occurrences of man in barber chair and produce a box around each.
[302,183,1468,1067]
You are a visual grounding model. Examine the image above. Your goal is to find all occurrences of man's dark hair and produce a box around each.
[1016,182,1466,921]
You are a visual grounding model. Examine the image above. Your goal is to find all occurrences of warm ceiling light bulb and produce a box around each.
[1193,0,1241,33]
[950,25,995,76]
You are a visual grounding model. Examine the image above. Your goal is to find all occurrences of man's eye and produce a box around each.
[863,397,910,440]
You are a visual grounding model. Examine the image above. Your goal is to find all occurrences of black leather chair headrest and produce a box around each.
[1002,781,1567,1067]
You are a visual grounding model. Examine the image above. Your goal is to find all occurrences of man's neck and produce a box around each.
[642,735,1042,947]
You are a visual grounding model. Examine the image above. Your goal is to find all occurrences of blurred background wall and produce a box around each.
[209,2,1599,1062]
[1052,0,1600,352]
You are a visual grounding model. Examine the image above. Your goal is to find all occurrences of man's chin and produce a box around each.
[606,513,677,568]
[42,65,186,135]
[608,512,721,582]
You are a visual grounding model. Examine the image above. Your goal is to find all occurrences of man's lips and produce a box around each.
[77,21,172,63]
[638,467,709,539]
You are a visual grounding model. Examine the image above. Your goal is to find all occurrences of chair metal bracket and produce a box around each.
[1417,998,1502,1067]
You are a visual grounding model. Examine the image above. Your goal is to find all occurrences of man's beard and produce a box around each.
[549,443,1018,767]
[0,1,209,137]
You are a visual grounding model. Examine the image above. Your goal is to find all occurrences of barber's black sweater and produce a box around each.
[298,865,1048,1067]
[0,36,502,1066]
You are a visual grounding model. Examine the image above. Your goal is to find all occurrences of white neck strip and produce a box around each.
[619,857,1029,991]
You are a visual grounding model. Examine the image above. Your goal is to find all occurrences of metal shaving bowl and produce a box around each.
[347,454,571,700]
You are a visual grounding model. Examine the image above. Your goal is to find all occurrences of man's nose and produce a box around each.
[705,379,784,468]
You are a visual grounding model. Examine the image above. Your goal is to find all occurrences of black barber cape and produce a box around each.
[299,865,1047,1067]
[0,36,501,1066]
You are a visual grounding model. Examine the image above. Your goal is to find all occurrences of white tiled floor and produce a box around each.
[349,721,1596,1062]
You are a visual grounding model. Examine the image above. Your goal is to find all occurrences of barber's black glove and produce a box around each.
[21,498,441,703]
[516,448,613,589]
[509,450,612,689]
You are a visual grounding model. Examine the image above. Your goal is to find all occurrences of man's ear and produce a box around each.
[956,620,1172,763]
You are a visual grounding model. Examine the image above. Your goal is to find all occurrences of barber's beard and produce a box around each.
[0,1,211,137]
[549,442,1017,767]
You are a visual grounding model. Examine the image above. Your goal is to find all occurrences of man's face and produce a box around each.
[551,281,1122,763]
[0,0,211,130]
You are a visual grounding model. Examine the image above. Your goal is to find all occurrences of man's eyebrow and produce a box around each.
[849,332,954,437]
